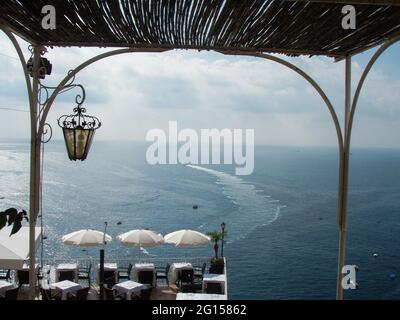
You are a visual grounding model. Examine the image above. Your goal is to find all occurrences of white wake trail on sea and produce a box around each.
[187,165,283,242]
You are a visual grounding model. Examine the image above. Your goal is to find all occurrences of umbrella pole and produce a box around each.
[99,249,104,300]
[139,240,142,263]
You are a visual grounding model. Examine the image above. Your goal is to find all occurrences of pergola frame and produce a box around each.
[0,1,399,300]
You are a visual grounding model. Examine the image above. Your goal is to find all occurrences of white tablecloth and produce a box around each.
[132,263,156,286]
[56,263,79,282]
[176,292,227,300]
[0,280,14,297]
[102,263,118,271]
[51,280,82,300]
[202,273,226,294]
[113,280,145,300]
[169,263,193,285]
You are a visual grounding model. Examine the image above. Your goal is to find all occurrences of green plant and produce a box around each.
[210,257,224,265]
[0,208,28,236]
[206,230,223,259]
[209,256,225,274]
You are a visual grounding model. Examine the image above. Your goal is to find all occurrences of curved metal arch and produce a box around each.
[0,27,44,300]
[37,47,170,138]
[38,48,344,155]
[335,37,400,300]
[345,36,400,151]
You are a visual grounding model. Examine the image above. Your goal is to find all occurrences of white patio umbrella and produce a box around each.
[164,229,210,247]
[117,229,164,247]
[62,229,112,247]
[117,229,163,260]
[62,229,112,259]
[0,226,41,269]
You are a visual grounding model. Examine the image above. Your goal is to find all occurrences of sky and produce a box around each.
[0,32,399,148]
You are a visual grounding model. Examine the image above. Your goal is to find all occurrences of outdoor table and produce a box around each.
[132,263,156,286]
[51,280,82,300]
[169,262,193,285]
[112,280,145,300]
[97,263,118,284]
[0,280,15,297]
[56,263,79,282]
[176,292,227,300]
[202,273,226,294]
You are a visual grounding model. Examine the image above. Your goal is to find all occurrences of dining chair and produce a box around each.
[117,263,132,281]
[78,262,92,286]
[193,263,206,281]
[0,269,11,281]
[156,263,170,285]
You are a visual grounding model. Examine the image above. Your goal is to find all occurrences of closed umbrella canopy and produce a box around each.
[117,229,164,248]
[0,226,41,269]
[164,230,210,247]
[62,229,112,247]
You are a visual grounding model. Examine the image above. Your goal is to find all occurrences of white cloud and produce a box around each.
[0,32,399,148]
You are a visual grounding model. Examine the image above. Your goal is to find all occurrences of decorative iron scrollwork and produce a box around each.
[57,104,101,131]
[40,123,53,144]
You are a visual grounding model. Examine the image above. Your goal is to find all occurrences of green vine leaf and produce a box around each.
[0,208,29,236]
[5,208,17,226]
[0,211,7,229]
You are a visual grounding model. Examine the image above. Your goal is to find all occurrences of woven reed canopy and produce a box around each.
[1,0,400,58]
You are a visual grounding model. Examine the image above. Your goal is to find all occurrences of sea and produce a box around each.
[1,139,400,300]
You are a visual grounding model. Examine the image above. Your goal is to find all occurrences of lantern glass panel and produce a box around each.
[62,127,96,160]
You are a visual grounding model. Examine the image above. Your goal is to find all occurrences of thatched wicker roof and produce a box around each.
[1,0,400,58]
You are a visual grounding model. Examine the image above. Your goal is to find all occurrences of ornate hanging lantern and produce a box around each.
[57,90,101,161]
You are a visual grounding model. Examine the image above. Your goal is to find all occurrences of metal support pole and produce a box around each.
[99,222,108,300]
[221,222,225,258]
[221,234,224,258]
[344,57,351,134]
[28,46,41,299]
[99,249,105,300]
[336,56,352,300]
